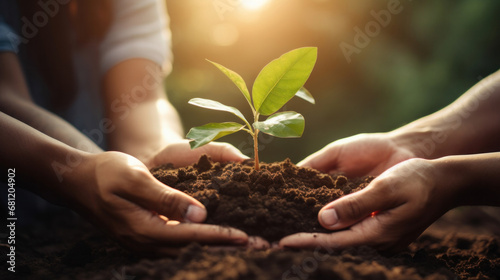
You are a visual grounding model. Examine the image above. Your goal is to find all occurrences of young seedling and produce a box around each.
[187,47,317,170]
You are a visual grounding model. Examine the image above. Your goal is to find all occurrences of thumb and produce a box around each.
[202,142,249,163]
[318,184,389,230]
[298,144,340,173]
[124,175,207,223]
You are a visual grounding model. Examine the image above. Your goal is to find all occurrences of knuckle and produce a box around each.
[157,188,184,217]
[128,168,151,183]
[341,196,363,220]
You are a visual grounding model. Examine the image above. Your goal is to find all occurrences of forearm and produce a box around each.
[432,152,500,207]
[103,59,183,163]
[0,111,90,202]
[0,93,103,154]
[389,70,500,159]
[0,53,102,154]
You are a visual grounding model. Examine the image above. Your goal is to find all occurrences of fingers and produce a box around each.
[108,185,249,256]
[144,186,206,222]
[280,211,385,250]
[279,226,377,251]
[153,141,249,168]
[155,223,248,245]
[200,142,249,163]
[118,171,207,222]
[279,215,420,254]
[125,213,249,256]
[318,180,400,231]
[206,236,271,252]
[297,143,339,173]
[247,236,271,250]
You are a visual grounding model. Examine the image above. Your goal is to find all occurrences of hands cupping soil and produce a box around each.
[150,154,374,253]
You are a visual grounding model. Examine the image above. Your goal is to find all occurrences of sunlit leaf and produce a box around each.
[295,87,315,104]
[252,47,317,115]
[187,122,245,149]
[253,111,305,138]
[188,98,249,125]
[207,60,252,107]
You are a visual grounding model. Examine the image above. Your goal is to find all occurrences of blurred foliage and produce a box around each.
[164,0,500,163]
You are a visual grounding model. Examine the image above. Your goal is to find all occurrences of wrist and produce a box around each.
[387,125,446,159]
[108,132,183,169]
[431,153,500,207]
[35,141,94,206]
[54,151,95,202]
[429,156,471,209]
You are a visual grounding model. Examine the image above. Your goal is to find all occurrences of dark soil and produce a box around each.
[1,156,499,279]
[150,155,373,241]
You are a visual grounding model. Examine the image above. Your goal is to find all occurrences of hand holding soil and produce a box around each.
[297,132,416,177]
[281,158,448,253]
[146,139,249,169]
[65,151,249,255]
[281,70,500,254]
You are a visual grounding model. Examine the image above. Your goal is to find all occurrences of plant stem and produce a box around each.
[253,129,260,170]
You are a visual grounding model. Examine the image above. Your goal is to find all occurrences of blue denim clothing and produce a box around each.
[0,0,20,52]
[1,11,63,223]
[0,20,19,53]
[0,1,99,222]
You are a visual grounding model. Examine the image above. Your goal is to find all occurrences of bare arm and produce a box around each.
[102,58,248,169]
[299,70,500,176]
[102,59,183,163]
[0,52,248,254]
[281,152,500,253]
[390,69,500,159]
[288,70,500,252]
[0,53,102,154]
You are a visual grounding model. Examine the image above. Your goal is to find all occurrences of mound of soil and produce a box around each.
[1,207,498,280]
[1,156,499,279]
[150,155,373,241]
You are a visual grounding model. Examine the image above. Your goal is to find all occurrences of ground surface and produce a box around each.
[151,155,373,241]
[0,157,499,279]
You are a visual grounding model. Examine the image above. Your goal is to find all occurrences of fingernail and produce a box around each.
[321,208,338,227]
[185,205,206,223]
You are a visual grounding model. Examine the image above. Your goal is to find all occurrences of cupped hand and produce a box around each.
[280,158,458,254]
[298,133,416,177]
[147,140,249,169]
[68,151,249,255]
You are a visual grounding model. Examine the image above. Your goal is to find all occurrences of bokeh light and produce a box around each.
[165,0,500,163]
[211,23,239,46]
[239,0,271,11]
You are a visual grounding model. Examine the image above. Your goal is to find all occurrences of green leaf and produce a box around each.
[253,111,305,138]
[207,60,252,107]
[187,122,244,149]
[295,87,315,104]
[252,47,317,115]
[188,98,249,125]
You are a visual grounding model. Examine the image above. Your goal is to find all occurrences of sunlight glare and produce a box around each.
[239,0,270,11]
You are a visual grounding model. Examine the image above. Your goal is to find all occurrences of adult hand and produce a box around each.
[66,151,248,255]
[146,140,249,169]
[298,133,416,177]
[280,158,459,253]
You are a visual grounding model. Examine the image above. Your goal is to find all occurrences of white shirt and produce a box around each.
[65,0,172,148]
[100,0,172,75]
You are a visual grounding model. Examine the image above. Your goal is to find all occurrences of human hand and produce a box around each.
[66,151,249,255]
[146,140,249,169]
[298,133,416,177]
[280,158,459,253]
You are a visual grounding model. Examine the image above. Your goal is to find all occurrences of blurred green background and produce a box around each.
[164,0,500,163]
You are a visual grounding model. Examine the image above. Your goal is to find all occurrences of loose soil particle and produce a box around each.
[1,156,498,279]
[150,155,373,241]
